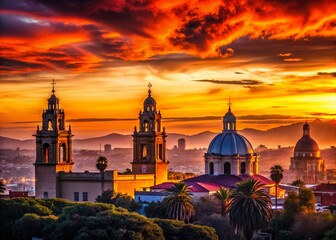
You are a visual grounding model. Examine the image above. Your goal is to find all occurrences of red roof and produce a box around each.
[187,182,222,192]
[313,183,336,192]
[183,174,273,188]
[149,174,273,193]
[150,182,175,190]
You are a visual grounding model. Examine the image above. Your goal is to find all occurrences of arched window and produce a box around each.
[43,143,50,163]
[240,162,246,174]
[142,145,147,160]
[143,121,149,132]
[48,120,53,131]
[224,162,231,174]
[58,118,62,130]
[252,162,257,174]
[156,120,160,132]
[60,143,66,162]
[159,144,163,160]
[209,162,214,175]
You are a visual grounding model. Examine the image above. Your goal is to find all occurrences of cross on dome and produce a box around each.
[51,78,56,94]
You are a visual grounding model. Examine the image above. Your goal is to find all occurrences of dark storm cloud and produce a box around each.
[194,79,263,85]
[317,72,336,77]
[68,118,136,122]
[163,116,221,122]
[309,112,336,116]
[0,57,46,71]
[0,14,85,38]
[169,3,245,51]
[239,114,297,120]
[18,0,163,38]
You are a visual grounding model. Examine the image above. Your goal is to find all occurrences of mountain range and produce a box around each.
[1,119,335,150]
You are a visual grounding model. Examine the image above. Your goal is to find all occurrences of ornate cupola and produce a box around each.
[223,101,236,132]
[131,83,168,185]
[205,100,259,176]
[34,79,73,199]
[290,121,325,183]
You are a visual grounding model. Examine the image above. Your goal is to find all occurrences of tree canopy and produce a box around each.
[227,179,273,240]
[163,182,195,223]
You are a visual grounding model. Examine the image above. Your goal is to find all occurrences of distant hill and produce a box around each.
[240,119,336,149]
[1,119,335,150]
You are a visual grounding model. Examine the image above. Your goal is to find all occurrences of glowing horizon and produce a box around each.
[0,0,335,140]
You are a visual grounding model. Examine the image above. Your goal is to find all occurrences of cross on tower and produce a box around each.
[148,82,152,96]
[227,96,232,111]
[51,78,56,93]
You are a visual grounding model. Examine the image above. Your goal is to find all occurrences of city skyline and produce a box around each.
[1,0,335,139]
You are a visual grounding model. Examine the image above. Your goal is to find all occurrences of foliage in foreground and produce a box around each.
[96,189,141,212]
[0,197,218,240]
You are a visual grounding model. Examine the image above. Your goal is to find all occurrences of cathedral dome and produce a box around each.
[294,122,319,153]
[207,132,254,156]
[294,136,319,152]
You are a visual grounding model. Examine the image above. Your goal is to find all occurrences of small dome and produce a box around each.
[294,136,319,153]
[208,132,254,156]
[144,96,156,105]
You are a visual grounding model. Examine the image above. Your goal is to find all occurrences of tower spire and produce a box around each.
[148,82,152,96]
[227,96,232,111]
[51,78,56,94]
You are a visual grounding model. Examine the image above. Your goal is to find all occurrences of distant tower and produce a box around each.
[131,84,168,184]
[104,144,112,153]
[34,79,73,199]
[290,122,326,184]
[178,138,186,151]
[205,101,259,176]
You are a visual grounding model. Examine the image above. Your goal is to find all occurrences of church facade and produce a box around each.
[34,82,168,201]
[289,122,326,184]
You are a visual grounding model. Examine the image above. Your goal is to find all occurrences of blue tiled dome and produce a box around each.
[207,132,254,156]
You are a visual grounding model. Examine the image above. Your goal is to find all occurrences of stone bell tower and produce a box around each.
[131,83,168,185]
[34,79,73,199]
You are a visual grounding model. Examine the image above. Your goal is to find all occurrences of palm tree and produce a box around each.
[0,179,6,194]
[164,182,195,223]
[227,179,273,240]
[270,165,284,210]
[96,156,108,194]
[214,187,230,217]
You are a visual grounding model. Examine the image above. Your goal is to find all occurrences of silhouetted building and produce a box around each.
[34,80,73,199]
[205,104,259,175]
[178,138,186,151]
[34,82,168,201]
[135,102,283,203]
[290,122,326,184]
[132,86,168,185]
[104,144,112,153]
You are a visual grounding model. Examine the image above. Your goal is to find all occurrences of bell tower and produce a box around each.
[131,83,168,184]
[34,79,73,199]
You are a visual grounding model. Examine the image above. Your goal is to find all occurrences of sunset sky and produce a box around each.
[1,0,335,139]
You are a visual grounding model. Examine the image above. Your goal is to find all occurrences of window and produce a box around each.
[83,192,88,201]
[142,145,147,160]
[159,144,163,160]
[209,162,214,175]
[48,120,53,131]
[60,143,66,162]
[224,162,231,174]
[43,143,50,163]
[240,162,246,174]
[143,121,149,132]
[43,192,48,199]
[74,192,79,201]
